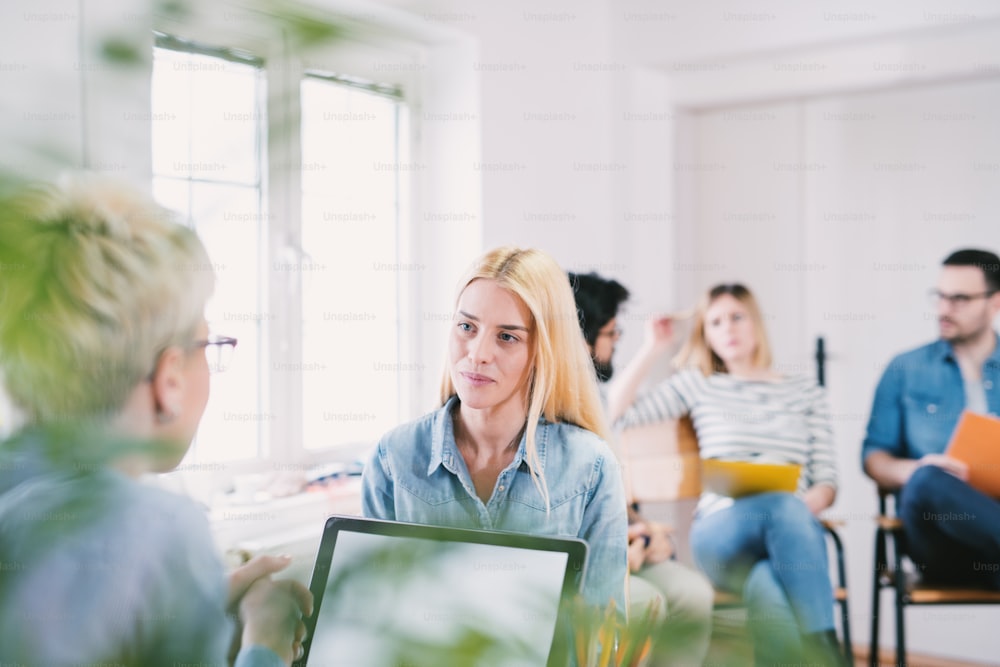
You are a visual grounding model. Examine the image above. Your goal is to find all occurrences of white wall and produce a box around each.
[0,0,83,179]
[369,0,627,273]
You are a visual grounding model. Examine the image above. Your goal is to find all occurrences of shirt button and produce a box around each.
[985,380,994,390]
[498,485,505,491]
[926,404,937,414]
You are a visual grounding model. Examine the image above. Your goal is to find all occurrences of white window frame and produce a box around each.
[127,1,483,500]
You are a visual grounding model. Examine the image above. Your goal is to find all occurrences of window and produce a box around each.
[300,75,407,451]
[150,34,411,470]
[152,42,268,464]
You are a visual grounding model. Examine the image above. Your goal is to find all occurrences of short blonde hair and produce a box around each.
[0,175,214,424]
[674,283,773,376]
[440,247,610,506]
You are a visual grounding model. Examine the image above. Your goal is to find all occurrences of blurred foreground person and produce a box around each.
[0,176,311,667]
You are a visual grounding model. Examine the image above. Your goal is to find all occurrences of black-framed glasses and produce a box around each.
[928,289,998,308]
[192,335,238,373]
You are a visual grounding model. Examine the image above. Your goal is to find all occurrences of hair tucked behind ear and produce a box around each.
[441,247,610,509]
[0,175,214,424]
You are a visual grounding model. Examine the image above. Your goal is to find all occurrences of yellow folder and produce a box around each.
[700,459,802,498]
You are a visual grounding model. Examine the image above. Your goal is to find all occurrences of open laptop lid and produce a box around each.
[295,515,589,667]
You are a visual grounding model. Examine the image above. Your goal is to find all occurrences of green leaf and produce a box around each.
[100,38,144,66]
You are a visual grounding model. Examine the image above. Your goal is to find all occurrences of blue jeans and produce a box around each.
[690,493,835,663]
[898,465,1000,588]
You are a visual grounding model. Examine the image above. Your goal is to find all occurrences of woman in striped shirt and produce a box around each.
[610,283,845,666]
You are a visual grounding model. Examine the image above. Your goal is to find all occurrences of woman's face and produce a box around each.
[703,294,758,369]
[448,279,534,414]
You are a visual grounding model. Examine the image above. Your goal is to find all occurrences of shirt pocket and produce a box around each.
[902,392,958,456]
[397,469,473,508]
[501,483,588,538]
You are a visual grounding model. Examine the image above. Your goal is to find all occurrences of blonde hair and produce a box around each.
[0,175,214,424]
[440,247,610,507]
[674,283,773,376]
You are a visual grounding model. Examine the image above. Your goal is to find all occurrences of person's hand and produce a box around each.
[228,554,293,609]
[643,315,675,351]
[802,484,836,516]
[642,522,675,565]
[627,536,647,573]
[627,522,649,572]
[918,453,969,481]
[240,575,314,665]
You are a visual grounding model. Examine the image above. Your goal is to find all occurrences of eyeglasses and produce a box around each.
[192,335,238,373]
[928,289,998,308]
[597,327,623,341]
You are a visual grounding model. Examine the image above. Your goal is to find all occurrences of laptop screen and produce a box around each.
[295,515,587,667]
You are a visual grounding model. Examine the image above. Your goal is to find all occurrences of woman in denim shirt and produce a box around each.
[362,246,628,611]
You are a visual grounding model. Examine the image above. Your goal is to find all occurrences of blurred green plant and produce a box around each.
[570,597,660,667]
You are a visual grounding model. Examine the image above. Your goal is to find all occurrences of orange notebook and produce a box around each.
[945,411,1000,498]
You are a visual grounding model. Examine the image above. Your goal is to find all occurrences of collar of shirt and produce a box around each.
[426,395,547,477]
[933,332,1000,367]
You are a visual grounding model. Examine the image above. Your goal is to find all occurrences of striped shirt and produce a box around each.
[614,369,837,515]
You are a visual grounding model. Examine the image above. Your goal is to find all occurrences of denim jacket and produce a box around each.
[362,396,628,611]
[0,430,283,667]
[862,335,1000,464]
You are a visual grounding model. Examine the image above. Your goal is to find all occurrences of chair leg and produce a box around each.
[894,592,905,667]
[827,527,853,662]
[870,586,881,667]
[893,548,907,667]
[840,598,853,663]
[870,528,885,667]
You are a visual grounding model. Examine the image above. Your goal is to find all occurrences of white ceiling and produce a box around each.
[371,0,1000,67]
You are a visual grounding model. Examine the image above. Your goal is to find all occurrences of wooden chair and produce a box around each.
[619,416,853,661]
[869,488,1000,667]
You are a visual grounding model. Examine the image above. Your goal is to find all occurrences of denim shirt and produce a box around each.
[362,396,628,611]
[862,335,1000,464]
[0,431,282,667]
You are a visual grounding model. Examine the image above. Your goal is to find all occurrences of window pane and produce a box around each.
[301,78,402,450]
[151,45,266,464]
[152,49,260,184]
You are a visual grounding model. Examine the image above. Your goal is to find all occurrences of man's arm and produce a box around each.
[861,355,970,490]
[862,358,913,490]
[865,449,968,490]
[863,450,921,490]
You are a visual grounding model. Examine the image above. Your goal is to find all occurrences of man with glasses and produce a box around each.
[863,248,1000,588]
[569,271,714,667]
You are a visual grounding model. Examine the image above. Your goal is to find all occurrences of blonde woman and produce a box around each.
[362,246,628,609]
[610,283,844,666]
[0,177,310,667]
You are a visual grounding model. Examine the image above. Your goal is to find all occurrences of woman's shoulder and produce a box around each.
[376,403,448,456]
[541,421,613,461]
[107,475,219,561]
[667,367,711,391]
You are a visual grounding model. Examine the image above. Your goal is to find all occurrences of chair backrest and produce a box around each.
[617,416,701,502]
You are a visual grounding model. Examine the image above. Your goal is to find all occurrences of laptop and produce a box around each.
[945,410,1000,498]
[700,458,802,498]
[294,515,589,667]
